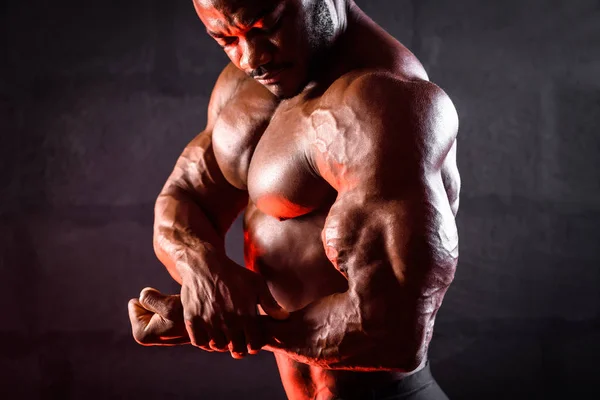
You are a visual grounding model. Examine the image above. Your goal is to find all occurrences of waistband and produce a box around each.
[370,361,435,399]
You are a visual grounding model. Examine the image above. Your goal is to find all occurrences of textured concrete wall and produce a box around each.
[2,0,599,398]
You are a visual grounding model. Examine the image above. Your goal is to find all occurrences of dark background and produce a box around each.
[1,0,599,398]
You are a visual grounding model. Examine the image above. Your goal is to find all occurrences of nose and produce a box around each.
[238,37,272,72]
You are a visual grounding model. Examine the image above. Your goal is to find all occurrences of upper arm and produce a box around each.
[312,73,460,361]
[157,63,249,237]
[204,63,247,131]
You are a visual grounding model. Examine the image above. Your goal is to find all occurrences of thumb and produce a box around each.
[257,282,289,320]
[139,287,182,321]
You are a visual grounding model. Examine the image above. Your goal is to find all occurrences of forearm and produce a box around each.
[153,187,231,284]
[261,292,423,372]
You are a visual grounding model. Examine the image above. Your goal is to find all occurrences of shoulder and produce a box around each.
[308,71,458,189]
[206,63,247,126]
[331,71,458,158]
[207,63,275,128]
[344,72,456,120]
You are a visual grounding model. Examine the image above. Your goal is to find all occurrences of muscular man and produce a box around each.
[128,0,460,398]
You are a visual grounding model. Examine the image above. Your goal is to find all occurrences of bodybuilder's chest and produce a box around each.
[213,104,335,220]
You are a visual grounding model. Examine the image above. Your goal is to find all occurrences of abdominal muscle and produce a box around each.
[243,202,414,400]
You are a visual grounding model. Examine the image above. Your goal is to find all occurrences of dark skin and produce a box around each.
[128,0,460,398]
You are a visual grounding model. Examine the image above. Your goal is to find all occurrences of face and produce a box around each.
[194,0,322,98]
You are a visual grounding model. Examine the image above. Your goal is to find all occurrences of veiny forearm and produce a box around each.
[153,187,228,284]
[261,291,424,372]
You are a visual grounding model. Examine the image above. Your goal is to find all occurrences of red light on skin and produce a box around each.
[243,230,260,273]
[256,195,314,221]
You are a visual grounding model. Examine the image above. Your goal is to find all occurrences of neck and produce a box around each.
[298,1,372,97]
[304,0,360,84]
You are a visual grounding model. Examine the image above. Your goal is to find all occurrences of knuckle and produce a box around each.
[247,340,260,352]
[140,291,157,307]
[167,296,182,311]
[248,340,261,350]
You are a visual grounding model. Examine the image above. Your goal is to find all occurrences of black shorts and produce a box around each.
[368,362,449,400]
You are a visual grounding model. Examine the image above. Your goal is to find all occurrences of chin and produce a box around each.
[265,85,286,99]
[267,81,302,100]
[273,70,312,99]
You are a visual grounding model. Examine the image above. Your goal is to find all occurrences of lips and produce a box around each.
[255,68,286,84]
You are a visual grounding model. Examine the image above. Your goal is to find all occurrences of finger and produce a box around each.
[243,318,264,355]
[205,322,229,352]
[128,298,155,345]
[257,283,289,320]
[142,315,191,346]
[257,314,285,348]
[128,298,152,326]
[223,323,247,359]
[184,317,212,351]
[139,287,182,321]
[256,304,267,316]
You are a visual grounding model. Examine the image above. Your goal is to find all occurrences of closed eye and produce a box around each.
[219,36,238,46]
[263,15,283,33]
[246,16,282,39]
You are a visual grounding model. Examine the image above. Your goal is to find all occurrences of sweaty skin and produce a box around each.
[128,1,460,399]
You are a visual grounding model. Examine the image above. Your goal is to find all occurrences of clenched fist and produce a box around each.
[128,288,189,346]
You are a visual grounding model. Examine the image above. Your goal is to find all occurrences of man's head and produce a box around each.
[194,0,342,98]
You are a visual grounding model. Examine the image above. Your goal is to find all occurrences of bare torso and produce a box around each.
[208,14,459,397]
[126,2,461,398]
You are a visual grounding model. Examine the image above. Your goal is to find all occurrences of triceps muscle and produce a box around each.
[321,175,457,354]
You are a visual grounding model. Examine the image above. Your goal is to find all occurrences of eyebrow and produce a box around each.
[241,2,280,27]
[206,2,283,38]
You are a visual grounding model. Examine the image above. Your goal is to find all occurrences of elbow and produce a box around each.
[357,301,429,373]
[152,233,168,265]
[152,215,171,264]
[400,345,427,373]
[364,331,426,372]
